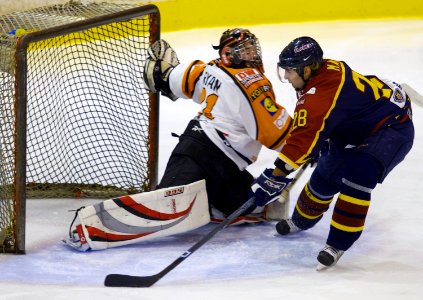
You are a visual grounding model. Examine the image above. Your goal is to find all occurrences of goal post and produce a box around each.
[0,1,160,253]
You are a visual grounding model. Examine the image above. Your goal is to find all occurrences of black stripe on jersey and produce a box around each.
[269,117,293,149]
[215,129,253,164]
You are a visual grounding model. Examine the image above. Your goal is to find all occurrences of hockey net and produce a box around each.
[0,1,160,253]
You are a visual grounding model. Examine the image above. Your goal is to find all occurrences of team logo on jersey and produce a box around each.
[164,187,185,197]
[235,69,263,88]
[261,97,278,116]
[250,85,270,101]
[393,88,405,104]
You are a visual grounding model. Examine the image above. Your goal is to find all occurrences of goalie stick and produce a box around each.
[401,83,423,108]
[104,163,309,288]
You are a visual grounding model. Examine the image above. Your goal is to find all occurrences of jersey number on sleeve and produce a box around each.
[199,88,218,120]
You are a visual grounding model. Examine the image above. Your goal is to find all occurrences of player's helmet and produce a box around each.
[212,28,263,69]
[278,36,323,77]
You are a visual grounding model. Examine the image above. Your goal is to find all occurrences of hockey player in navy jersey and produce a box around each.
[250,36,414,269]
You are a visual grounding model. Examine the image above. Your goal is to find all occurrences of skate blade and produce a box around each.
[61,237,90,251]
[316,262,329,271]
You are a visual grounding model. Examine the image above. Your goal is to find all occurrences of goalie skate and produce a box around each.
[62,224,91,252]
[210,206,265,225]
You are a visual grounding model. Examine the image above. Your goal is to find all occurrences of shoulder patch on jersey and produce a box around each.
[261,97,278,115]
[393,88,405,104]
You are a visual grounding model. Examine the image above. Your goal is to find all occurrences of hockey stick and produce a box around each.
[104,164,309,287]
[104,196,255,287]
[401,83,423,108]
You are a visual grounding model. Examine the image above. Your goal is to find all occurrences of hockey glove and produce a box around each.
[143,39,180,101]
[250,168,292,207]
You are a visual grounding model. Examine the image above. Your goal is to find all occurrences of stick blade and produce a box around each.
[104,274,158,288]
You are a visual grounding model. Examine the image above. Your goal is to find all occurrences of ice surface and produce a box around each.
[1,20,422,299]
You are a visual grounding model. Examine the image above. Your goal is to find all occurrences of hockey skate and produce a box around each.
[210,201,291,225]
[275,219,301,235]
[316,245,344,270]
[210,206,265,225]
[62,224,91,252]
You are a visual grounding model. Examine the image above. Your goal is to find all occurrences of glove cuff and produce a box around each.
[274,158,295,176]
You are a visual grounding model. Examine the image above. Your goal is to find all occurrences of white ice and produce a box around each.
[1,20,423,300]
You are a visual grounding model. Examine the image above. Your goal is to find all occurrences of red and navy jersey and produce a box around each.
[278,59,412,168]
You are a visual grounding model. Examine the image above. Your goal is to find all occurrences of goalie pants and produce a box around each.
[291,122,414,250]
[158,119,255,216]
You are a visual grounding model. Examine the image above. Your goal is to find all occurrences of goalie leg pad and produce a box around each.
[64,180,210,251]
[262,195,290,221]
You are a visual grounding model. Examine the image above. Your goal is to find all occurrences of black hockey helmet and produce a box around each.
[278,36,323,77]
[212,28,263,69]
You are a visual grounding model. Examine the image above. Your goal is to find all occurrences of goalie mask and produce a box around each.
[212,28,263,70]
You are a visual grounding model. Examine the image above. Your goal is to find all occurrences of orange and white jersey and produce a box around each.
[169,59,292,170]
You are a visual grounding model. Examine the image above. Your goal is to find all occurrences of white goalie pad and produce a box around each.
[262,189,290,221]
[262,197,290,221]
[69,180,210,251]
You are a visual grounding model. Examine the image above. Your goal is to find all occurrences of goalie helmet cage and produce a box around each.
[0,1,160,253]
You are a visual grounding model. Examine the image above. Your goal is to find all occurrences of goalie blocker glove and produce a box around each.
[143,39,180,100]
[250,168,292,207]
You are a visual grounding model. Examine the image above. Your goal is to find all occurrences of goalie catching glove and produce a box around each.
[143,39,180,101]
[250,168,292,207]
